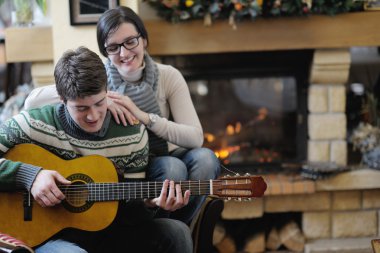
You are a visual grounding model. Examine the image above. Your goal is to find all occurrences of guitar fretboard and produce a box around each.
[60,180,214,202]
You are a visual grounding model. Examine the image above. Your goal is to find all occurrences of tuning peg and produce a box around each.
[237,197,242,202]
[245,173,251,176]
[235,173,240,176]
[227,197,232,201]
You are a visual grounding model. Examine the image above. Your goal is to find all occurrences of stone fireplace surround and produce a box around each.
[142,12,380,251]
[159,48,380,253]
[220,48,379,252]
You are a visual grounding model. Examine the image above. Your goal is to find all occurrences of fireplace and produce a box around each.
[160,50,314,172]
[147,18,379,252]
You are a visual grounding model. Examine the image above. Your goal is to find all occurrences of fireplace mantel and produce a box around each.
[4,12,380,62]
[145,11,380,56]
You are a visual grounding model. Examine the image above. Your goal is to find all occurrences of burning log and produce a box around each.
[213,218,305,252]
[214,235,236,253]
[213,222,226,245]
[266,227,282,251]
[279,221,305,252]
[243,232,265,253]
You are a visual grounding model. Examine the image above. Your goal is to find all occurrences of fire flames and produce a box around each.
[204,107,280,164]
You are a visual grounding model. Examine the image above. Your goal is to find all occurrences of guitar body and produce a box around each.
[0,144,119,247]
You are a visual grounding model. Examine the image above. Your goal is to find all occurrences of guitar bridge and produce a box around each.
[23,191,33,221]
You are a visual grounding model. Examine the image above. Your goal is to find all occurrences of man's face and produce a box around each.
[66,90,108,133]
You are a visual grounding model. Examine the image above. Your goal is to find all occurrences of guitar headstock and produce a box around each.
[212,174,267,200]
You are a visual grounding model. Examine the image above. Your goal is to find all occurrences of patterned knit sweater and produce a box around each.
[0,104,149,191]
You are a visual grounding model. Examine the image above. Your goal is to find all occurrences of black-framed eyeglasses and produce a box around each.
[104,34,141,55]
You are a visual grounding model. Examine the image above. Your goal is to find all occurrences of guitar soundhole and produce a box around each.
[62,173,94,213]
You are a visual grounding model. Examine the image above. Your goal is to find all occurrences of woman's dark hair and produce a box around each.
[97,6,149,57]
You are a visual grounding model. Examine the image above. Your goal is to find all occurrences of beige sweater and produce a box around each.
[24,63,203,152]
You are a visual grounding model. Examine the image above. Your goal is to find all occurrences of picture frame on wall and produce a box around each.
[69,0,119,26]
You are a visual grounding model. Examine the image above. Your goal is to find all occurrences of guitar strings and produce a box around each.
[14,179,256,200]
[61,179,254,201]
[56,179,253,188]
[58,180,252,192]
[58,182,252,194]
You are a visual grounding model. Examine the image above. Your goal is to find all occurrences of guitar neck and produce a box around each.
[60,180,213,202]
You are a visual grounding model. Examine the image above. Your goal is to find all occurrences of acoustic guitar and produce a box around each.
[0,144,267,247]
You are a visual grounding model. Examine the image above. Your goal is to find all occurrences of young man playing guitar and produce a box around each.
[0,47,193,253]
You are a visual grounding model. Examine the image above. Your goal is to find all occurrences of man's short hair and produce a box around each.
[54,46,107,102]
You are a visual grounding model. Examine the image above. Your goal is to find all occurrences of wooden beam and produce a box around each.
[145,12,380,56]
[3,12,380,60]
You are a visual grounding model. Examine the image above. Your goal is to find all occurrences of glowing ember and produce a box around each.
[226,124,235,135]
[204,133,215,143]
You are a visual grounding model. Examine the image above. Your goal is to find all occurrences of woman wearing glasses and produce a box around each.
[25,6,220,225]
[99,6,221,224]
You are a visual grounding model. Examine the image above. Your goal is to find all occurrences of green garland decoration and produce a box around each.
[145,0,364,25]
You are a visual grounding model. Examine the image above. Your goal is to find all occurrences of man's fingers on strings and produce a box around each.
[161,179,169,194]
[39,194,54,207]
[175,184,183,203]
[51,187,65,201]
[183,190,191,205]
[165,181,176,205]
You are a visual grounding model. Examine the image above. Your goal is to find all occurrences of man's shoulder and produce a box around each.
[25,104,57,118]
[107,120,147,138]
[110,119,145,131]
[24,84,59,110]
[2,105,60,137]
[12,105,59,128]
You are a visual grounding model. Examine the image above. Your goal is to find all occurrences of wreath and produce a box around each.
[145,0,365,27]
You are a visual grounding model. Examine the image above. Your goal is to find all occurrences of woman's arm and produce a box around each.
[24,84,60,110]
[107,64,204,149]
[25,84,141,127]
[151,64,204,148]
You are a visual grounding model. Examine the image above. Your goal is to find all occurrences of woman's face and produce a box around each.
[105,22,146,78]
